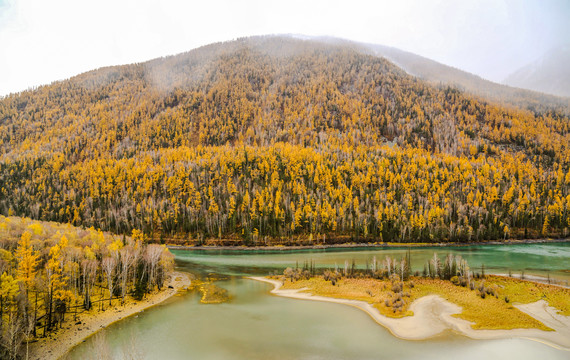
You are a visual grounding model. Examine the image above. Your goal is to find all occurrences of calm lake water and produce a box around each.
[68,243,570,359]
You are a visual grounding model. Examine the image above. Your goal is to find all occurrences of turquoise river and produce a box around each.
[68,242,570,359]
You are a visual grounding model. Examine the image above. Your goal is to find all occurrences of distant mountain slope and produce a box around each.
[504,46,570,98]
[364,43,570,114]
[302,36,569,114]
[0,35,569,245]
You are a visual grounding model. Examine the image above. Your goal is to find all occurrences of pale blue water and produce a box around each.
[67,243,570,359]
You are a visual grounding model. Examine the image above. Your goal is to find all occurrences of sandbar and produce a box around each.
[250,276,570,351]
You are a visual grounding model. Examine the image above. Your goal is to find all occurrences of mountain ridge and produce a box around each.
[5,35,568,114]
[308,35,570,113]
[0,35,568,245]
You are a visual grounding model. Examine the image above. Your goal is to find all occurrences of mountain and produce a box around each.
[504,46,570,98]
[299,36,570,113]
[368,44,570,111]
[0,35,568,245]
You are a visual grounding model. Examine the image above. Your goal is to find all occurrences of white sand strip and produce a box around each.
[250,276,570,351]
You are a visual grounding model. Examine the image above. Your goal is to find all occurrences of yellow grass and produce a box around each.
[281,277,415,318]
[190,280,231,304]
[488,276,570,316]
[412,278,552,330]
[278,275,570,330]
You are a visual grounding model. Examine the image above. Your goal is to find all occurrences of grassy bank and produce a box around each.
[278,275,569,330]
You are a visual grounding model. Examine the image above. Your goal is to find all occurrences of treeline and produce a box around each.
[0,36,569,244]
[283,252,474,286]
[0,216,174,359]
[281,253,502,314]
[1,144,568,244]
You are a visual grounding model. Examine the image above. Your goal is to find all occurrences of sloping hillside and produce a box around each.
[365,43,570,113]
[300,36,570,113]
[0,36,569,245]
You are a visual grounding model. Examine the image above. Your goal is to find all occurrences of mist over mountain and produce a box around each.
[504,46,570,98]
[366,43,570,112]
[286,35,570,114]
[0,35,569,245]
[304,36,570,113]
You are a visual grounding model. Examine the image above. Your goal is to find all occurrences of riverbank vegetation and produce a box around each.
[0,216,174,359]
[1,37,569,246]
[275,253,569,330]
[196,283,231,304]
[187,277,231,304]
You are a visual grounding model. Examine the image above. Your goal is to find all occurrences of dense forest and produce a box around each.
[0,216,173,358]
[0,36,569,245]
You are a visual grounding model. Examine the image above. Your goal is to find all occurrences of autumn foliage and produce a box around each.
[0,36,569,245]
[0,216,173,357]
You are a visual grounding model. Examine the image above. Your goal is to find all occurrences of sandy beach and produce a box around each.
[250,276,570,351]
[29,271,191,360]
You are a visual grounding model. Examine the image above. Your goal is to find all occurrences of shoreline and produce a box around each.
[29,271,191,360]
[493,273,569,288]
[168,238,570,251]
[250,276,570,351]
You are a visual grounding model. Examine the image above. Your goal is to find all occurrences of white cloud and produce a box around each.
[0,0,568,95]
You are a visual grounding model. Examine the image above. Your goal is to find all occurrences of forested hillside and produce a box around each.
[1,36,569,245]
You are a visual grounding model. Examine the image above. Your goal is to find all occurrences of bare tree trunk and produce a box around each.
[33,291,38,337]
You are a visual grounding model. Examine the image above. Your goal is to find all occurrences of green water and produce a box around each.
[68,243,570,359]
[172,242,570,282]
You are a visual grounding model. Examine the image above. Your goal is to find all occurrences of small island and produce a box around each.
[253,254,570,350]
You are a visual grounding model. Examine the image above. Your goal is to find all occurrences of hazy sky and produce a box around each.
[0,0,568,96]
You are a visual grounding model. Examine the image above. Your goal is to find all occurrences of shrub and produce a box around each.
[389,273,400,283]
[283,267,294,281]
[391,282,403,293]
[485,284,499,297]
